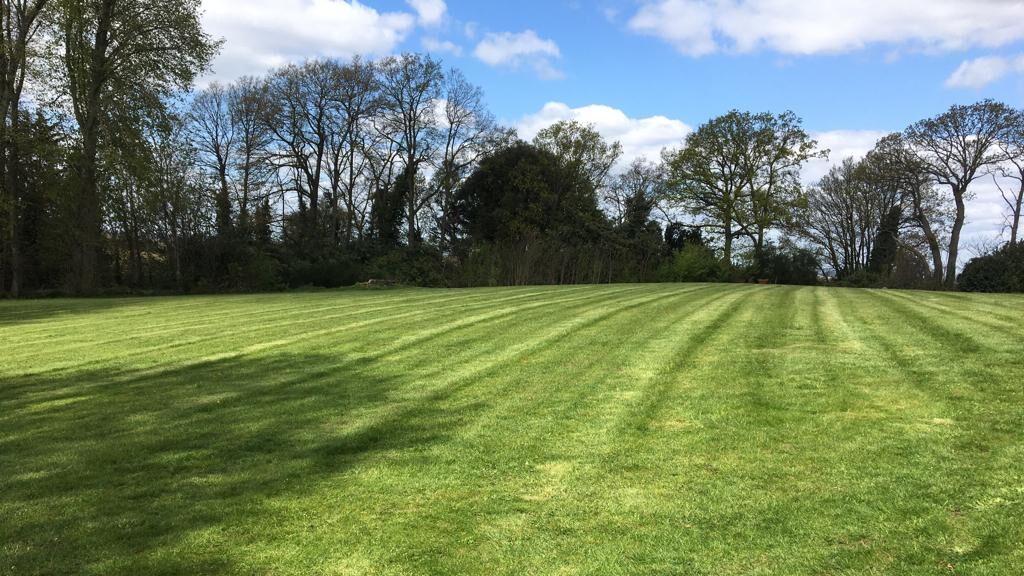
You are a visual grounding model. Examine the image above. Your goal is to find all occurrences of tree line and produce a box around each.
[798,102,1024,290]
[2,1,1023,297]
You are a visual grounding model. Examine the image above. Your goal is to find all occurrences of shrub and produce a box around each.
[959,243,1024,293]
[284,256,363,289]
[367,245,447,287]
[658,244,724,282]
[751,243,820,286]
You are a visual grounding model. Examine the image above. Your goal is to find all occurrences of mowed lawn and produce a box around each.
[1,285,1022,575]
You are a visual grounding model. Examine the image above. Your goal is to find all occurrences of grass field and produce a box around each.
[1,284,1022,575]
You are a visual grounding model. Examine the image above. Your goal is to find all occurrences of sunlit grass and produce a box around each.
[1,285,1022,575]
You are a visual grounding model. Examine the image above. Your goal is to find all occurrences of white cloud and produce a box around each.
[629,0,1024,56]
[962,175,1020,249]
[406,0,446,27]
[946,55,1024,89]
[517,102,693,167]
[802,130,889,184]
[473,30,563,79]
[423,37,463,57]
[201,0,418,80]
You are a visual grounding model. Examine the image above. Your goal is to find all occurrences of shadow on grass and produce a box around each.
[0,351,477,575]
[0,298,155,327]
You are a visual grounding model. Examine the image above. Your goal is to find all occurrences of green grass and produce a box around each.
[1,284,1022,575]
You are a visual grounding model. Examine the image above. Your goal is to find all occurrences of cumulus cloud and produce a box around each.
[201,0,420,81]
[628,0,1024,56]
[517,102,693,167]
[946,55,1024,89]
[801,129,889,184]
[406,0,446,27]
[473,30,563,79]
[423,37,463,57]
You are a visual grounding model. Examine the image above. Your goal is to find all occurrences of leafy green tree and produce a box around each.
[371,164,412,248]
[11,110,70,292]
[454,142,609,285]
[147,117,209,290]
[745,111,823,257]
[533,120,622,204]
[58,0,218,293]
[610,159,666,280]
[2,0,50,296]
[665,110,819,264]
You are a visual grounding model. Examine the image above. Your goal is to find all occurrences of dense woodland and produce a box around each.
[2,1,1023,297]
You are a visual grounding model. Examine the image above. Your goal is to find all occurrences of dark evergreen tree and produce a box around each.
[868,205,902,277]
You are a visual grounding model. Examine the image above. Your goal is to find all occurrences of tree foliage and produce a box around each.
[664,110,822,263]
[1,3,1021,295]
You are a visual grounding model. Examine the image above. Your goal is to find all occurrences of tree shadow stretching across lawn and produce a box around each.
[0,351,479,575]
[0,298,156,328]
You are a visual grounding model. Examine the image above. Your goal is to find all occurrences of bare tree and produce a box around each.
[904,100,1017,287]
[229,76,273,235]
[188,82,235,237]
[377,53,443,244]
[263,61,341,247]
[799,158,880,278]
[994,109,1024,244]
[326,57,378,244]
[432,68,508,250]
[606,158,665,227]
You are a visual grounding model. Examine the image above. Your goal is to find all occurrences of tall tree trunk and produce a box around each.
[915,209,944,287]
[75,108,102,294]
[168,215,182,291]
[944,189,967,288]
[5,193,18,297]
[216,161,232,237]
[405,155,419,245]
[4,117,19,298]
[345,141,356,244]
[1011,180,1023,245]
[0,110,7,295]
[907,181,946,287]
[72,0,114,295]
[723,227,733,265]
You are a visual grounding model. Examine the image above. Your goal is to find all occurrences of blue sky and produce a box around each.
[405,0,1024,132]
[202,0,1024,131]
[201,0,1024,247]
